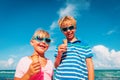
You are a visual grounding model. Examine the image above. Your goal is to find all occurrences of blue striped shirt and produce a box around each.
[54,40,93,80]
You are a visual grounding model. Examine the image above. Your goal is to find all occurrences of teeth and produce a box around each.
[39,45,45,48]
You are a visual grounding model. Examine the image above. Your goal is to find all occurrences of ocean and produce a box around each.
[0,69,120,80]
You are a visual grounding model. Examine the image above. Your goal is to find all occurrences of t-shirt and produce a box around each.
[15,56,53,80]
[54,39,93,80]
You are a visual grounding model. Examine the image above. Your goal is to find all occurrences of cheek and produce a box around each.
[46,45,49,49]
[63,32,67,36]
[73,30,76,34]
[43,46,49,52]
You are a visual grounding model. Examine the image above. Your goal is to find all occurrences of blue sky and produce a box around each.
[0,0,120,70]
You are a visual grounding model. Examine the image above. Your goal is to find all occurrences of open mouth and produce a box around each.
[38,45,46,49]
[67,33,73,37]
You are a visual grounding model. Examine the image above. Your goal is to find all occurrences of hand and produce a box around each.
[54,44,67,68]
[27,61,41,76]
[58,44,67,57]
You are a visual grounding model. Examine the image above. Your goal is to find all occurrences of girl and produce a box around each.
[14,30,53,80]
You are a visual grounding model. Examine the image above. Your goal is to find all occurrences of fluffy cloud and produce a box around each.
[92,45,120,69]
[0,44,33,70]
[50,0,90,30]
[106,30,115,35]
[50,21,58,30]
[8,58,14,66]
[58,3,76,18]
[0,58,15,69]
[58,0,90,18]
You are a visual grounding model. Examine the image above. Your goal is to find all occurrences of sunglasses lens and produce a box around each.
[62,28,67,32]
[36,36,43,41]
[61,26,74,32]
[34,36,51,44]
[45,38,51,43]
[69,26,74,30]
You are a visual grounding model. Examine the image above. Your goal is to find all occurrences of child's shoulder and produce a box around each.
[19,56,30,62]
[80,40,88,46]
[77,39,90,48]
[17,56,31,65]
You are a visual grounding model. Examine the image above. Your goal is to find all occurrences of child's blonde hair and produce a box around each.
[32,30,50,39]
[58,16,76,27]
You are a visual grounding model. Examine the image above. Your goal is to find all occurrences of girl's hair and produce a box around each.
[32,30,50,39]
[58,16,76,27]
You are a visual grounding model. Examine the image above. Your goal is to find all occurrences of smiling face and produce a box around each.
[58,16,77,42]
[31,30,50,56]
[31,39,49,54]
[61,20,76,41]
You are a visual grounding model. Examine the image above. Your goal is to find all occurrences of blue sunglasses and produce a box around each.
[61,26,75,32]
[33,36,51,44]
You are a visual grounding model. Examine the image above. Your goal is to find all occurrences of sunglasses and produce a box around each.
[33,36,51,44]
[61,26,75,32]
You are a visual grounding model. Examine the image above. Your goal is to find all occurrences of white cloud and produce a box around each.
[58,4,76,18]
[58,0,90,18]
[0,58,15,69]
[50,21,58,30]
[50,0,90,30]
[92,45,120,69]
[8,58,14,66]
[0,44,33,69]
[106,30,115,35]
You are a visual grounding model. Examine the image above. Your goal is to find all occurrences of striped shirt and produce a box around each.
[54,39,93,80]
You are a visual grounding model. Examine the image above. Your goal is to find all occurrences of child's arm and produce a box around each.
[54,50,63,68]
[14,55,41,80]
[54,39,67,68]
[14,61,41,80]
[14,72,31,80]
[54,44,67,68]
[86,58,94,80]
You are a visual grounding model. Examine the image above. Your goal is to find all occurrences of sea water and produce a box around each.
[0,70,15,80]
[0,69,120,80]
[95,69,120,80]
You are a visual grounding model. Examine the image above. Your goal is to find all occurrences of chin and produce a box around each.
[67,36,74,40]
[38,49,45,53]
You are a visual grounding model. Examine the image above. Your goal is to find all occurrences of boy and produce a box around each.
[54,16,94,80]
[14,29,53,80]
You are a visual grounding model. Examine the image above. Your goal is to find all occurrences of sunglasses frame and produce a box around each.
[61,25,75,32]
[33,36,51,44]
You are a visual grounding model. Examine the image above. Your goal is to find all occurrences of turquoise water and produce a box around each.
[95,69,120,80]
[0,70,120,80]
[0,70,15,80]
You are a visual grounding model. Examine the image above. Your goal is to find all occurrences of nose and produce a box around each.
[39,40,46,45]
[67,29,70,32]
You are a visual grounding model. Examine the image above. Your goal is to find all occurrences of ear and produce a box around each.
[30,40,34,46]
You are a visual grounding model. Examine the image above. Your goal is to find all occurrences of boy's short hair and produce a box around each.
[32,30,50,39]
[58,16,76,27]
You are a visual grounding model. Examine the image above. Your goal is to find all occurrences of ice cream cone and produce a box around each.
[31,54,39,63]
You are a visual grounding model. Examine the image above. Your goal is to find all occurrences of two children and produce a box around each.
[15,16,94,80]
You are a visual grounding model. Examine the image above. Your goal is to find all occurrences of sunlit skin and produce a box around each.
[30,39,49,67]
[14,38,49,80]
[54,20,77,68]
[61,20,76,42]
[31,39,49,57]
[54,17,94,80]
